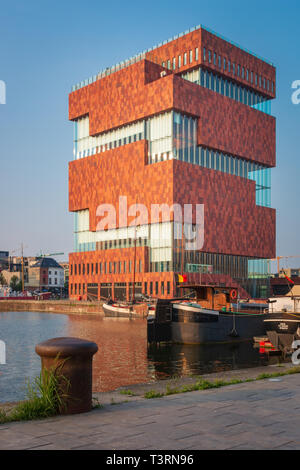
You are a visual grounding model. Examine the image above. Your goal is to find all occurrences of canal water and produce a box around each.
[0,311,277,403]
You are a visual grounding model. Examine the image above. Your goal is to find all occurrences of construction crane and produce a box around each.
[37,252,64,258]
[270,255,300,274]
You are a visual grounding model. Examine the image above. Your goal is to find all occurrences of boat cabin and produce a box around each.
[177,284,238,311]
[268,285,300,314]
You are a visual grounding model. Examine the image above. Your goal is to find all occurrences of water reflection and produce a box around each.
[147,341,270,379]
[66,315,149,392]
[0,312,283,403]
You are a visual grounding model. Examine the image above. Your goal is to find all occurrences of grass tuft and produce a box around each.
[0,359,70,424]
[144,390,164,399]
[119,389,136,396]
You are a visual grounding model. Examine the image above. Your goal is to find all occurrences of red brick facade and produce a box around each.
[173,160,275,258]
[68,27,276,300]
[173,77,275,167]
[146,27,275,99]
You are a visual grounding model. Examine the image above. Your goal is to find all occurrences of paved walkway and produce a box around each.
[1,374,300,450]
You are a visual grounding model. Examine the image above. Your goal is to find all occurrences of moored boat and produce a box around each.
[148,284,268,344]
[263,285,300,335]
[263,312,300,335]
[102,301,133,316]
[102,299,152,318]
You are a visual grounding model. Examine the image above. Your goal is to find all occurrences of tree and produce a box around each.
[0,272,7,286]
[10,275,22,292]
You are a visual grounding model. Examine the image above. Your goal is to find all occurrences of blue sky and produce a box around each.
[0,0,299,272]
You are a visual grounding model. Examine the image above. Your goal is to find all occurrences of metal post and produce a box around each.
[21,243,24,292]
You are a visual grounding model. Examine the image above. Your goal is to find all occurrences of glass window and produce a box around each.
[208,50,211,63]
[213,52,216,65]
[184,52,187,65]
[200,147,205,166]
[195,47,198,61]
[232,63,235,75]
[225,80,229,97]
[223,58,226,71]
[203,69,208,88]
[239,159,243,177]
[237,64,240,76]
[210,150,215,169]
[215,75,219,93]
[206,149,211,167]
[219,77,224,95]
[195,147,199,165]
[230,156,234,174]
[231,83,236,99]
[220,153,224,172]
[224,154,229,173]
[203,47,206,61]
[218,55,221,68]
[178,55,181,68]
[189,50,193,63]
[167,59,171,70]
[239,87,243,103]
[215,152,220,171]
[173,57,176,70]
[228,60,231,72]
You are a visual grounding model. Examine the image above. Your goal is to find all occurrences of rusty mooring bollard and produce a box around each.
[35,337,98,415]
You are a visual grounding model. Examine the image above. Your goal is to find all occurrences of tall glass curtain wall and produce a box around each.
[73,117,145,160]
[74,214,173,273]
[181,67,272,115]
[146,112,173,163]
